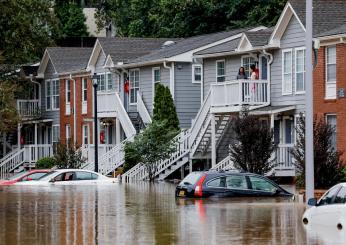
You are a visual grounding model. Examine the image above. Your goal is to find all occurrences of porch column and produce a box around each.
[211,113,216,168]
[116,118,121,144]
[270,113,275,130]
[34,123,38,162]
[17,123,21,149]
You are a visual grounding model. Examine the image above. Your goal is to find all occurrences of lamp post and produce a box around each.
[92,73,99,173]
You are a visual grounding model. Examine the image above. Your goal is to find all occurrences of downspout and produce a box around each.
[163,61,175,99]
[70,74,77,147]
[262,49,273,107]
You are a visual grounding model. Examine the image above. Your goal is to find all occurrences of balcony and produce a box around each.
[17,99,41,119]
[272,144,295,177]
[210,80,269,113]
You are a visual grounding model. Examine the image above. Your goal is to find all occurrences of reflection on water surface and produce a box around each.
[0,183,338,245]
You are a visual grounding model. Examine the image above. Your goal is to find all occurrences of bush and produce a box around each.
[36,157,56,169]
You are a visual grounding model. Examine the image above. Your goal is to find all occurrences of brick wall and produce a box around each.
[314,44,346,160]
[60,75,94,146]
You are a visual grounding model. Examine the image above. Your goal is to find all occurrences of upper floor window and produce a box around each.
[326,46,336,82]
[82,78,87,102]
[129,69,140,104]
[65,80,71,104]
[282,49,293,95]
[192,64,202,83]
[96,72,115,92]
[216,60,225,82]
[46,79,60,110]
[153,68,160,84]
[295,48,305,93]
[242,56,256,78]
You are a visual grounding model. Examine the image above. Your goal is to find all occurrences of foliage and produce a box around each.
[36,157,57,169]
[153,84,180,131]
[54,140,86,169]
[95,0,286,38]
[0,0,59,65]
[124,120,178,181]
[292,114,345,189]
[229,108,276,175]
[123,140,141,172]
[54,2,89,37]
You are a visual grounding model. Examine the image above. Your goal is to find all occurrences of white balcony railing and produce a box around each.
[17,99,40,118]
[23,144,54,164]
[275,144,294,169]
[210,80,268,109]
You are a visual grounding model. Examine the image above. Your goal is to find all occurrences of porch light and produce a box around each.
[92,73,98,86]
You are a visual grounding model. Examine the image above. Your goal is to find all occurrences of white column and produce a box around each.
[211,113,216,168]
[34,123,38,162]
[116,118,121,144]
[270,113,275,130]
[17,124,21,149]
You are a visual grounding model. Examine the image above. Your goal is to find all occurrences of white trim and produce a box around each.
[129,68,140,105]
[152,67,161,104]
[216,59,226,82]
[82,124,89,145]
[236,34,253,52]
[325,45,337,99]
[281,48,293,95]
[294,47,306,94]
[86,39,106,73]
[192,64,203,84]
[37,50,58,78]
[65,79,71,104]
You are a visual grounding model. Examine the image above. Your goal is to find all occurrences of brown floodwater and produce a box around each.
[0,183,342,245]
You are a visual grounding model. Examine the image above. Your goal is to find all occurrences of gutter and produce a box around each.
[163,61,175,99]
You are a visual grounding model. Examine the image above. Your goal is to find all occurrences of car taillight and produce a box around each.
[194,175,206,197]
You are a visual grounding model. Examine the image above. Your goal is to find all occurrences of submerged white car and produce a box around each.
[15,169,118,186]
[303,183,346,230]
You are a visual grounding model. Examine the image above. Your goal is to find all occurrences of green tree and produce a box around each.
[54,140,86,169]
[36,157,57,169]
[55,2,89,37]
[229,109,276,175]
[0,81,20,135]
[153,84,179,131]
[291,114,345,189]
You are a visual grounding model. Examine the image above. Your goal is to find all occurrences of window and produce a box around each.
[334,187,346,204]
[82,78,87,102]
[129,69,140,104]
[284,118,294,144]
[52,125,60,143]
[65,79,71,104]
[207,177,225,188]
[216,60,225,82]
[51,80,60,110]
[75,171,93,180]
[192,65,202,83]
[326,114,337,149]
[295,48,305,93]
[82,124,89,145]
[249,176,277,192]
[326,46,336,82]
[97,74,106,91]
[318,186,340,206]
[225,175,248,189]
[21,172,48,181]
[106,73,114,91]
[242,56,256,78]
[46,80,51,110]
[153,68,160,84]
[96,73,114,92]
[282,49,293,94]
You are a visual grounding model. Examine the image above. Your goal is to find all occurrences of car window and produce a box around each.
[334,187,346,204]
[21,172,48,181]
[249,176,277,192]
[207,177,225,188]
[64,172,75,181]
[226,175,248,189]
[75,172,93,180]
[179,172,203,186]
[318,186,340,206]
[91,173,98,180]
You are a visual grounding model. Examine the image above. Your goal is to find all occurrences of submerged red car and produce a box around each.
[0,170,51,186]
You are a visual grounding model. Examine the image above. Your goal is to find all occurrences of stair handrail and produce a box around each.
[114,92,136,138]
[137,91,152,125]
[0,148,25,180]
[0,148,20,164]
[189,90,211,149]
[210,155,236,171]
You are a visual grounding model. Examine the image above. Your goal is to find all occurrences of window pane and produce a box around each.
[225,175,248,189]
[154,69,160,83]
[194,66,202,82]
[326,115,337,149]
[217,61,225,77]
[242,57,255,78]
[76,171,92,180]
[296,73,304,91]
[327,64,336,81]
[334,187,346,204]
[285,119,293,144]
[327,46,336,64]
[207,178,222,187]
[249,176,277,192]
[284,52,292,73]
[318,186,340,206]
[107,73,114,90]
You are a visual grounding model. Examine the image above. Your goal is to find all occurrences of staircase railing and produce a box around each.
[0,148,25,180]
[137,91,152,125]
[211,155,235,171]
[114,92,136,138]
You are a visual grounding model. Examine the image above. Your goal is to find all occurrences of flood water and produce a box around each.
[0,183,343,245]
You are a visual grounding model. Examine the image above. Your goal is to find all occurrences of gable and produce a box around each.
[87,39,105,73]
[280,14,305,47]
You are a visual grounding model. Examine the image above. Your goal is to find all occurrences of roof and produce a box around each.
[97,37,178,64]
[244,27,274,47]
[318,23,346,38]
[289,0,346,37]
[126,27,254,64]
[46,47,93,74]
[194,38,240,56]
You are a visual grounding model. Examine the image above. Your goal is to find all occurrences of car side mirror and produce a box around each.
[49,179,55,183]
[308,198,317,206]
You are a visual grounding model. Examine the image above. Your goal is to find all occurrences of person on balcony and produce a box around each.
[250,64,258,80]
[236,67,247,80]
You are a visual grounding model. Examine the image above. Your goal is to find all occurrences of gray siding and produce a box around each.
[95,50,106,73]
[270,15,306,112]
[175,62,201,128]
[41,59,60,124]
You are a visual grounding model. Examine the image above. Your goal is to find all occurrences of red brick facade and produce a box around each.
[59,74,94,146]
[314,44,346,160]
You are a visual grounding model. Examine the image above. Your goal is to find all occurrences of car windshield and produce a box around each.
[6,171,28,180]
[37,171,57,180]
[179,172,203,186]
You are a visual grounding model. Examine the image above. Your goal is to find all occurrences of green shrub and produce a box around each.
[36,157,56,169]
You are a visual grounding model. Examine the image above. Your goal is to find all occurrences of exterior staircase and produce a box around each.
[210,155,235,171]
[123,130,190,182]
[128,112,145,133]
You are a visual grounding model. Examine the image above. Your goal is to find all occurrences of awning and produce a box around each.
[250,105,296,115]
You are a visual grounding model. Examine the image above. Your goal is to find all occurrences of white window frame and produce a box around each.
[241,55,257,79]
[45,80,51,111]
[129,69,140,105]
[82,124,89,145]
[46,79,60,111]
[52,124,60,143]
[192,64,203,84]
[325,45,337,99]
[106,72,115,91]
[295,47,306,94]
[65,79,71,104]
[326,114,337,149]
[82,78,88,114]
[216,60,226,82]
[152,67,161,103]
[282,49,293,95]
